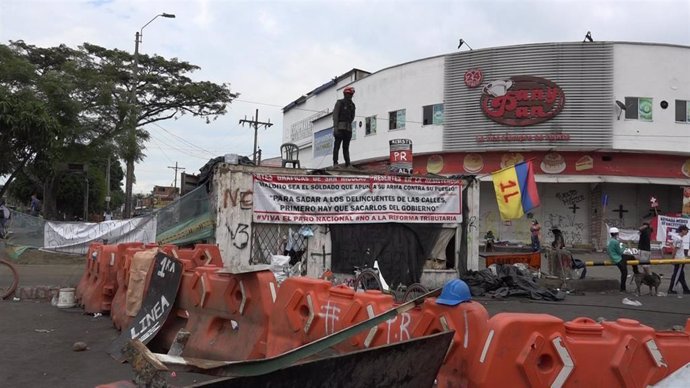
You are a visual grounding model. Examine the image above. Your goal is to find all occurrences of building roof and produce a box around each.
[282,68,370,113]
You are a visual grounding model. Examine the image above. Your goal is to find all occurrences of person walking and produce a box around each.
[607,227,630,292]
[668,225,690,295]
[530,220,541,252]
[332,86,356,168]
[0,199,10,238]
[30,193,41,217]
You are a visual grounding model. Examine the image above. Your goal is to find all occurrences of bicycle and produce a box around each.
[350,263,430,303]
[352,264,384,292]
[0,259,19,299]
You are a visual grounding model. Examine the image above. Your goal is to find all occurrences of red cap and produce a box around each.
[343,86,355,95]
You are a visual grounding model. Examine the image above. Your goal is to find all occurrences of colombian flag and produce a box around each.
[491,161,540,220]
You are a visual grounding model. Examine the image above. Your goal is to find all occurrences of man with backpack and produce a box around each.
[332,86,356,168]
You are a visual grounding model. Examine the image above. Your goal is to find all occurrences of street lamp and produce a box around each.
[124,12,175,219]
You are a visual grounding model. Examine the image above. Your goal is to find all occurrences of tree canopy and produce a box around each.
[0,40,238,219]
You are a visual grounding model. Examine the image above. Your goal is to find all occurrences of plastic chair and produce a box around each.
[281,143,300,168]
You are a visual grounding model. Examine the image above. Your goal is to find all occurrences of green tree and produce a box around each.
[1,41,238,219]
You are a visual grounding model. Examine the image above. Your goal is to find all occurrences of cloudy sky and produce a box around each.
[1,0,689,193]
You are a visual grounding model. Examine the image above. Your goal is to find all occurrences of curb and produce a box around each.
[14,285,62,301]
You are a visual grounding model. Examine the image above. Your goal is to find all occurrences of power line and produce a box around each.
[152,122,215,156]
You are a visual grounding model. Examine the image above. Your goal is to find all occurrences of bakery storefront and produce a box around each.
[412,42,689,249]
[415,151,689,250]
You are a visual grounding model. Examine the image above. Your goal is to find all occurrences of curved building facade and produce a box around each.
[282,42,690,249]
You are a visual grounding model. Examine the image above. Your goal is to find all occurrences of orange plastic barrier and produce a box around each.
[146,244,225,353]
[410,298,490,388]
[467,313,690,388]
[175,267,278,360]
[75,242,103,303]
[80,243,144,313]
[264,277,492,388]
[110,245,161,330]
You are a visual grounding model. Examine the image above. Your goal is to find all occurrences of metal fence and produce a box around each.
[251,223,309,265]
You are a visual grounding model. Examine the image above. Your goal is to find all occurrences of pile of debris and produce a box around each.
[461,264,565,301]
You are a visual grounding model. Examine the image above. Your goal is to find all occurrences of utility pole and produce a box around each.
[239,108,273,164]
[167,162,185,192]
[105,156,111,211]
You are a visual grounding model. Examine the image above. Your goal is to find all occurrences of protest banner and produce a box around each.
[253,174,462,224]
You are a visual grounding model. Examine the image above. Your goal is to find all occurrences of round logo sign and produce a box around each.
[464,69,483,88]
[480,76,565,126]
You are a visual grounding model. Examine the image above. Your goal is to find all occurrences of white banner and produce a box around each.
[253,174,462,224]
[655,215,690,242]
[44,216,157,254]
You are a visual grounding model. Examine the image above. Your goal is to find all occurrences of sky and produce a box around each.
[1,0,689,194]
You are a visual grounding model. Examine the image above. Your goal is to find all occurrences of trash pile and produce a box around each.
[460,264,565,301]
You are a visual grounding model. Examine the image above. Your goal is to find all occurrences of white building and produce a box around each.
[282,41,690,249]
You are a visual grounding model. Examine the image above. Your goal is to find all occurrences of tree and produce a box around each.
[1,41,238,219]
[78,43,238,217]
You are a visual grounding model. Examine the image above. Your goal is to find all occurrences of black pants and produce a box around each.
[616,255,639,291]
[669,264,690,293]
[333,129,352,166]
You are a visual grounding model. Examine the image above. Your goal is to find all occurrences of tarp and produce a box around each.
[461,264,565,301]
[44,216,156,254]
[155,185,214,245]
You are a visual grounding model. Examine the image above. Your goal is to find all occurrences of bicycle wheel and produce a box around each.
[0,259,19,299]
[354,269,383,292]
[402,283,430,302]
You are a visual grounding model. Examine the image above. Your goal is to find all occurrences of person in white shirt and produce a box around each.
[103,209,113,221]
[668,225,690,294]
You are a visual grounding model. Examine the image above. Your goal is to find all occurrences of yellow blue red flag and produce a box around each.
[491,161,540,220]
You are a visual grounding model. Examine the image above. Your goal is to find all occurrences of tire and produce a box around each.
[354,269,383,292]
[0,259,19,300]
[402,283,429,302]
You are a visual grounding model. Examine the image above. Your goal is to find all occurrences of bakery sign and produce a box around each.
[480,76,565,126]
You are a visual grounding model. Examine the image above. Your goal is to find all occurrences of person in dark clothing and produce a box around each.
[530,220,541,252]
[332,86,356,167]
[551,227,565,249]
[638,222,652,274]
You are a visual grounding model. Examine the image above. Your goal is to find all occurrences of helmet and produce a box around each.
[609,227,620,234]
[343,86,355,95]
[436,279,471,306]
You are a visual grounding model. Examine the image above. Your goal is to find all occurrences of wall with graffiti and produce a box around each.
[213,168,255,271]
[479,182,590,247]
[478,180,685,248]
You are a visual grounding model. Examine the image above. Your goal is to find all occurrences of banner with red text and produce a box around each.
[253,175,462,224]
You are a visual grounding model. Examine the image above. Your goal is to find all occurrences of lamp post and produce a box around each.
[123,12,175,219]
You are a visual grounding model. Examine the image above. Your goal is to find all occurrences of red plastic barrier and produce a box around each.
[111,246,159,330]
[81,243,144,313]
[264,277,491,388]
[146,244,225,352]
[75,242,103,303]
[467,314,690,388]
[177,267,278,360]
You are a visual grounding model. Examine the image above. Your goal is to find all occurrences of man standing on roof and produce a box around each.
[332,86,356,168]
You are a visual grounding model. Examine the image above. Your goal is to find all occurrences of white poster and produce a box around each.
[253,174,462,224]
[655,215,690,242]
[44,216,157,254]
